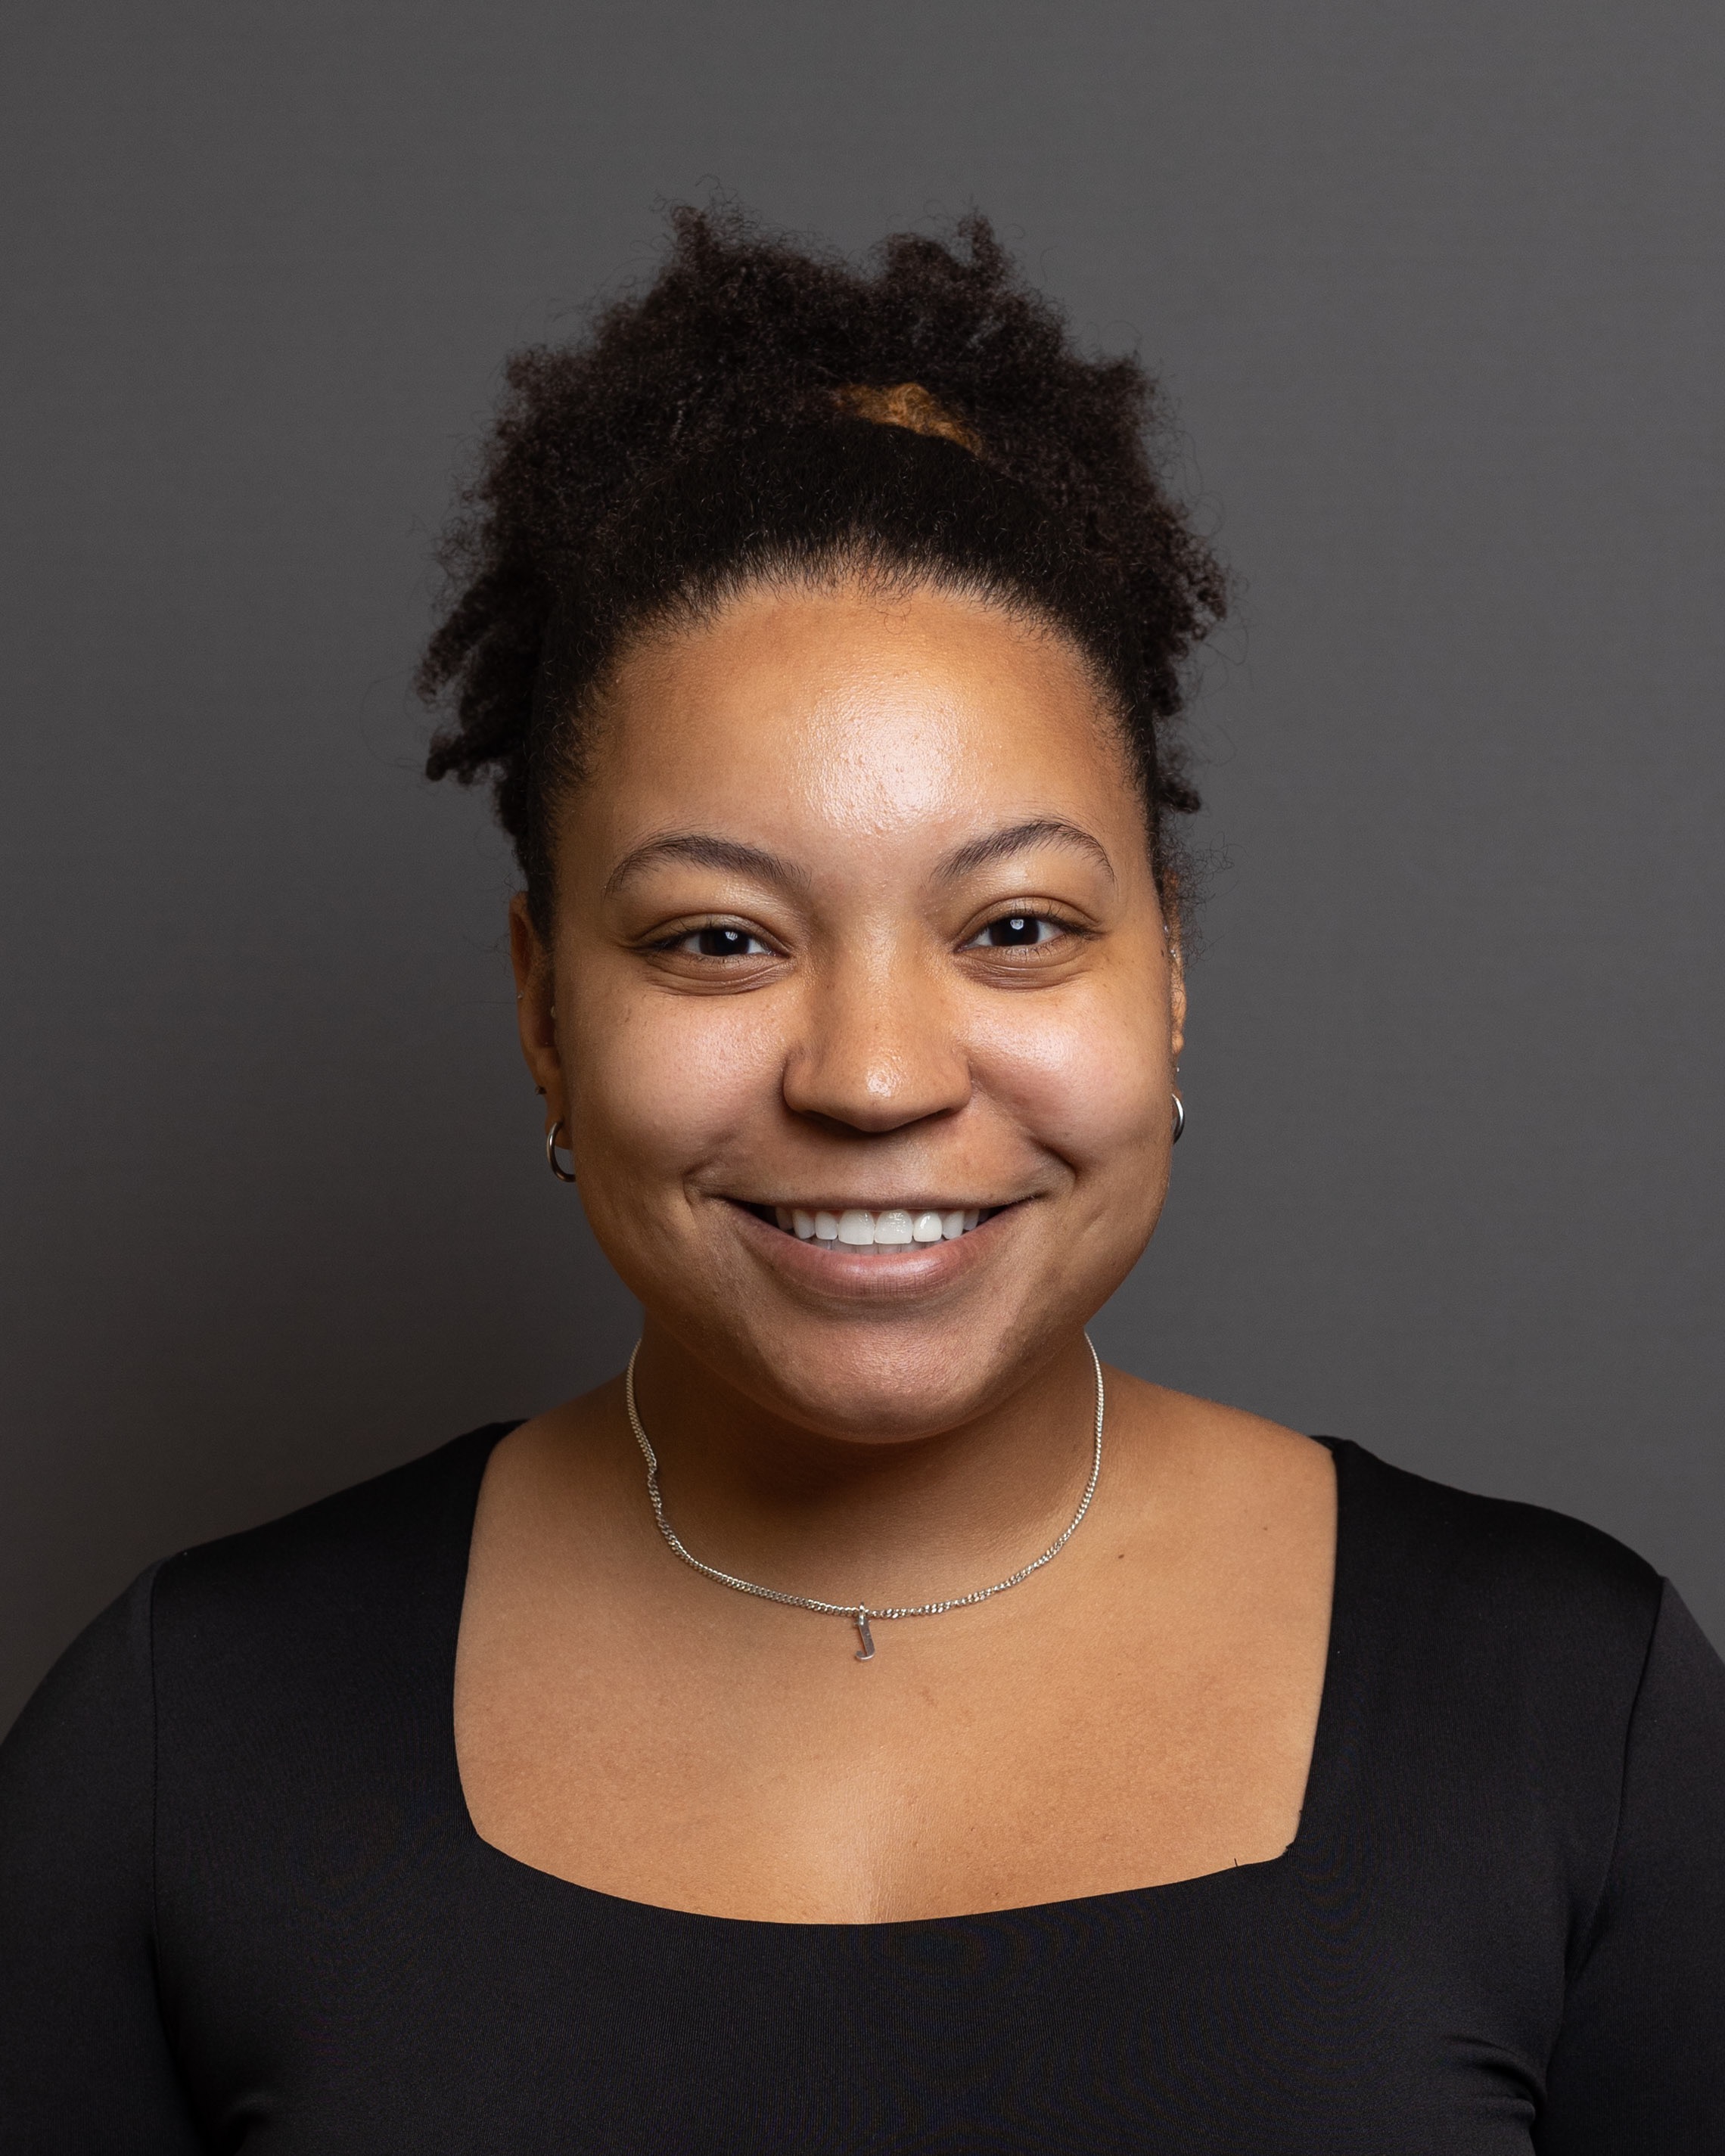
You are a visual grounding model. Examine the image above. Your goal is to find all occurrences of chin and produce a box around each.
[733,1309,1074,1443]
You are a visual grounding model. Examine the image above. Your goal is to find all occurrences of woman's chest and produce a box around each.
[454,1546,1330,1922]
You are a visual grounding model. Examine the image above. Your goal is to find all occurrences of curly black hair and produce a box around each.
[420,207,1225,927]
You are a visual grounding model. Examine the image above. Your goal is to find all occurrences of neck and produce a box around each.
[620,1322,1104,1611]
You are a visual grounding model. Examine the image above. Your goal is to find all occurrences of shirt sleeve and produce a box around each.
[1537,1579,1725,2152]
[0,1568,205,2153]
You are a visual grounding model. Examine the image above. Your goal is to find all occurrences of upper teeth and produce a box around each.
[772,1207,982,1245]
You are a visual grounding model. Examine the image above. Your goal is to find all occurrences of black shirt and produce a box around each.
[3,1428,1723,2152]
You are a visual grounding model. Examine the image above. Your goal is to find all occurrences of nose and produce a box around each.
[781,948,971,1135]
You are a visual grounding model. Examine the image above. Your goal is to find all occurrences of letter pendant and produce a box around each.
[853,1608,876,1661]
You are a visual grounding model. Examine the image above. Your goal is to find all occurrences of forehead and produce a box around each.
[577,580,1139,858]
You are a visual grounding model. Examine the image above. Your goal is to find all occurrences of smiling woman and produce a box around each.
[3,210,1723,2154]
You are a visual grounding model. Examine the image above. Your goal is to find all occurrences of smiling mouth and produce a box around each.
[741,1203,1001,1250]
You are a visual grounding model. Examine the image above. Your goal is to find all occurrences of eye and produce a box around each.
[663,925,774,958]
[966,912,1065,949]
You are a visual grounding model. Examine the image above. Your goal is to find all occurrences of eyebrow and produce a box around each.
[602,817,1115,900]
[937,819,1116,885]
[603,832,813,899]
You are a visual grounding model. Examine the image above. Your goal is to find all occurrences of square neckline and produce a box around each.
[441,1423,1357,1934]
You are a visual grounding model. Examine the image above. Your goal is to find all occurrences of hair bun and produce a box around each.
[831,382,981,455]
[420,205,1225,928]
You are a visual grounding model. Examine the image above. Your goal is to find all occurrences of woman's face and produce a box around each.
[516,578,1183,1441]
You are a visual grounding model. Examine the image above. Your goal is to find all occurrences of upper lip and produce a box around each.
[731,1198,1013,1213]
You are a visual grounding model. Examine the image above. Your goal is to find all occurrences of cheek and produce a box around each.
[564,977,784,1195]
[971,986,1167,1174]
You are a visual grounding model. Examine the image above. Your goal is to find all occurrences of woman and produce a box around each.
[3,210,1721,2152]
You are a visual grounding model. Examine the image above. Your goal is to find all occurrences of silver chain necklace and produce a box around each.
[624,1337,1105,1661]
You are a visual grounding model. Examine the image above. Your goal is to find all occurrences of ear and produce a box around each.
[1165,921,1187,1068]
[510,894,564,1123]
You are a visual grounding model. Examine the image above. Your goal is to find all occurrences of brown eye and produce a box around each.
[968,913,1059,949]
[665,925,772,958]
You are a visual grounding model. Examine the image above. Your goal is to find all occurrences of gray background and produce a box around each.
[3,0,1721,1728]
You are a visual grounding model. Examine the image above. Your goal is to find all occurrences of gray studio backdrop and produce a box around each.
[3,0,1721,1726]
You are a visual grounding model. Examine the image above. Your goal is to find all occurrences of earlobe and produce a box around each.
[545,1120,578,1183]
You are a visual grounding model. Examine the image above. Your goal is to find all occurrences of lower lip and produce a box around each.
[726,1202,1015,1297]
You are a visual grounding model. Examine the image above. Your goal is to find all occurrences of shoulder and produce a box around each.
[1,1561,161,1792]
[7,1427,514,1772]
[158,1424,512,1596]
[1136,1365,1661,1633]
[1329,1437,1662,1648]
[147,1424,514,1673]
[1119,1375,1667,1715]
[1318,1442,1671,1850]
[1107,1372,1337,1556]
[6,1426,514,1761]
[143,1427,518,1871]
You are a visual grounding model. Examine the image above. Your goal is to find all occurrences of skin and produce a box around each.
[455,576,1335,1923]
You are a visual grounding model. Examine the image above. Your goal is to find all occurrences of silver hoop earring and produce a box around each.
[545,1120,577,1183]
[1170,1092,1185,1145]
